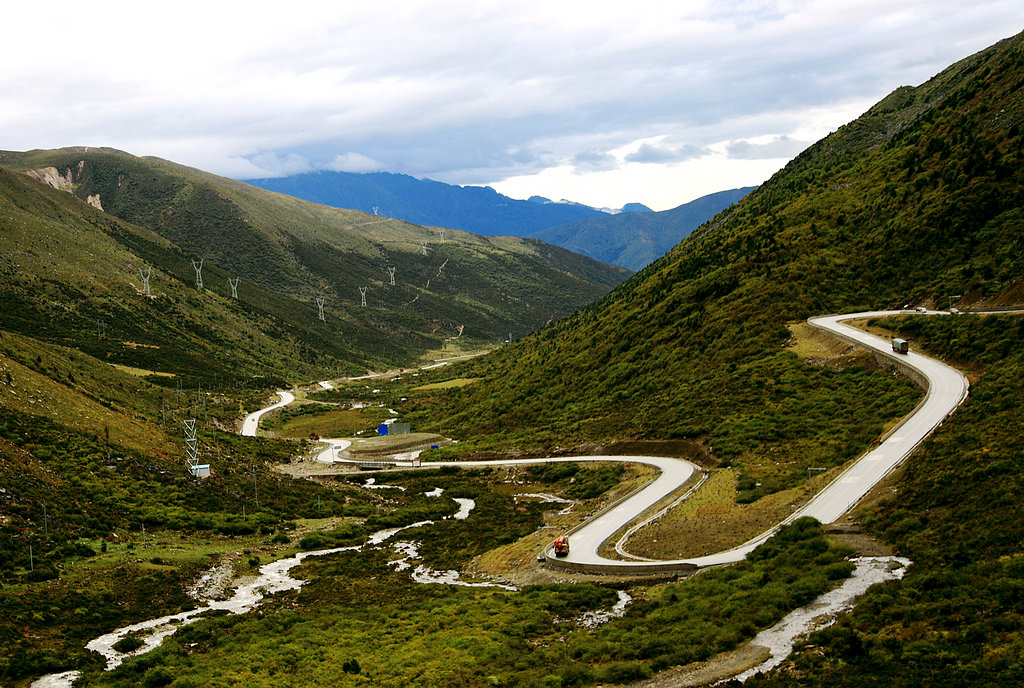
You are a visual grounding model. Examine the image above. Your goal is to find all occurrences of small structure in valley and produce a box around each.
[183,418,211,479]
[378,421,411,436]
[189,464,211,479]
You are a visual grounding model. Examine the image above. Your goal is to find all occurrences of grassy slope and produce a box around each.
[407,31,1024,687]
[744,314,1024,688]
[411,32,1023,490]
[1,148,630,349]
[0,164,395,384]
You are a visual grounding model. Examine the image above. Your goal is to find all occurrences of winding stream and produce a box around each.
[732,556,912,682]
[30,495,488,688]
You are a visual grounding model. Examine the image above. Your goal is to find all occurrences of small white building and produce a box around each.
[189,464,212,479]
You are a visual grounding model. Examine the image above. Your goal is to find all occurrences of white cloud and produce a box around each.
[571,150,620,173]
[625,142,711,164]
[0,0,1019,210]
[243,153,316,178]
[326,153,387,174]
[726,135,812,160]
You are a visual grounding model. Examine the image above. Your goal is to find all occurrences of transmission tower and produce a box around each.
[372,206,380,216]
[438,229,446,244]
[228,277,240,299]
[183,419,199,467]
[420,242,428,256]
[191,258,204,290]
[387,266,396,285]
[139,267,152,296]
[316,297,326,321]
[359,286,368,307]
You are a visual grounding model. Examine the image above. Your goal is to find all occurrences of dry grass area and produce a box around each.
[110,363,175,378]
[470,461,658,584]
[412,377,479,391]
[787,321,877,369]
[344,432,447,456]
[274,407,371,439]
[620,468,808,559]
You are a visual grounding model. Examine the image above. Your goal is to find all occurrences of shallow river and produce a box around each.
[31,498,908,687]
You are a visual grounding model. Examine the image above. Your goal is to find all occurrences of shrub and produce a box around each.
[112,635,146,653]
[142,665,174,687]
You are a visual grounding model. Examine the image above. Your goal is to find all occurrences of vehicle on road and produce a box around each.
[553,535,570,557]
[892,338,909,354]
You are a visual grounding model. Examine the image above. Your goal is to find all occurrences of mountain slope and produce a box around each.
[422,32,1022,452]
[530,186,756,269]
[244,169,610,236]
[409,29,1024,687]
[0,149,630,384]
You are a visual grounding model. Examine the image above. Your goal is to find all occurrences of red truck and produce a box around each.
[553,535,570,557]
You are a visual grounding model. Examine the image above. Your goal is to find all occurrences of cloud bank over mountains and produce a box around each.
[1,0,1018,209]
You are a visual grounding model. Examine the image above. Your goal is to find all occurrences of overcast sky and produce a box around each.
[2,1,1020,211]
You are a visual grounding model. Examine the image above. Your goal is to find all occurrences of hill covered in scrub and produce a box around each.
[417,30,1023,461]
[0,148,630,386]
[404,30,1024,686]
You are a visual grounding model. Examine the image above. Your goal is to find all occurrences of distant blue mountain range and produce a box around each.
[244,169,754,270]
[531,187,756,270]
[246,170,610,236]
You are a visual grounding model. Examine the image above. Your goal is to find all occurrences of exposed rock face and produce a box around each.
[23,163,103,210]
[24,165,73,191]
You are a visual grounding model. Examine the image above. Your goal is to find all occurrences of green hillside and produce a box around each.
[416,30,1023,465]
[405,31,1024,686]
[0,148,630,385]
[1,28,1022,688]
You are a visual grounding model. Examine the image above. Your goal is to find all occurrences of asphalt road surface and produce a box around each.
[240,391,295,437]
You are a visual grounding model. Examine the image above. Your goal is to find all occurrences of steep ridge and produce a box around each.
[417,31,1023,463]
[406,30,1024,687]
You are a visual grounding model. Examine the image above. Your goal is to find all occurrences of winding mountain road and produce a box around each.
[240,390,295,436]
[241,310,970,573]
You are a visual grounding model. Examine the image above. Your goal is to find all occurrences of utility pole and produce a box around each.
[808,467,827,499]
[183,419,199,468]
